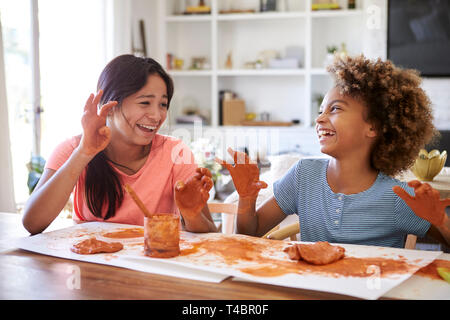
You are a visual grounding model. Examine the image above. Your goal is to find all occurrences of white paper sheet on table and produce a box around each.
[16,222,442,300]
[383,253,450,300]
[15,222,229,283]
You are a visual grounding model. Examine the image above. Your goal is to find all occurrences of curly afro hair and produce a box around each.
[326,54,437,177]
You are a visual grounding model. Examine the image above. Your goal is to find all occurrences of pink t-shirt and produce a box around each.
[45,134,198,226]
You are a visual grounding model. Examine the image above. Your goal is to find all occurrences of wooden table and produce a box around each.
[0,212,448,301]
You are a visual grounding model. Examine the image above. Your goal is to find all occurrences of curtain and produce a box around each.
[0,16,16,212]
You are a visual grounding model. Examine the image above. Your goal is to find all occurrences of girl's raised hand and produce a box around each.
[175,168,214,220]
[79,90,118,157]
[215,147,267,200]
[393,180,450,227]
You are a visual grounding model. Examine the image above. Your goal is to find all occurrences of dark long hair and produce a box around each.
[85,55,174,219]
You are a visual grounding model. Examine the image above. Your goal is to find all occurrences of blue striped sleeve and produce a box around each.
[394,183,431,237]
[273,160,301,215]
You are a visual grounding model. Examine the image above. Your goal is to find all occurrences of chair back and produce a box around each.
[207,202,238,233]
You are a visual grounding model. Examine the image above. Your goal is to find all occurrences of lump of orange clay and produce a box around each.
[284,241,345,265]
[71,237,123,255]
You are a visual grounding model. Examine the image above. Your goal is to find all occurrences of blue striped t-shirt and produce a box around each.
[273,158,431,248]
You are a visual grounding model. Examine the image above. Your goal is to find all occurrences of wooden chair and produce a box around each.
[262,221,417,249]
[207,202,238,233]
[262,222,299,241]
[404,234,417,250]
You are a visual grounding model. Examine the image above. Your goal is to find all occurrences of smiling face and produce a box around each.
[315,87,377,159]
[107,74,169,146]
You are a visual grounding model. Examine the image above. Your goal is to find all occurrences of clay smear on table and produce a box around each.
[71,237,123,255]
[102,227,144,239]
[414,259,450,281]
[180,236,420,279]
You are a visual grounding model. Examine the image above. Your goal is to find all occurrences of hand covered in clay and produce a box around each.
[175,167,213,220]
[79,90,118,157]
[393,180,450,227]
[215,147,268,200]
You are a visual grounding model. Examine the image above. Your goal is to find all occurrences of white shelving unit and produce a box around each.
[157,0,374,130]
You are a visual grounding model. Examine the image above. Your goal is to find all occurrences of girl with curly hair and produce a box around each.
[218,54,450,248]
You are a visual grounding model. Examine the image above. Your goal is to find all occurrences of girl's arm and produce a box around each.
[22,150,93,234]
[22,91,117,234]
[237,196,288,237]
[184,201,218,233]
[216,148,286,237]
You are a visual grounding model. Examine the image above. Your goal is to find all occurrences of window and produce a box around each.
[38,0,109,159]
[0,0,33,208]
[0,0,110,209]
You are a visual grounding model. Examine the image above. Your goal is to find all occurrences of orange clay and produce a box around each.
[284,242,346,265]
[393,180,450,227]
[179,236,418,278]
[102,228,144,239]
[71,237,123,255]
[414,259,450,281]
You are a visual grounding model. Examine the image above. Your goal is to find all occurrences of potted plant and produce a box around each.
[324,45,338,67]
[26,155,46,194]
[26,155,74,217]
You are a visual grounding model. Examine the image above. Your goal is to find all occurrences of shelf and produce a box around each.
[169,69,307,77]
[164,123,309,130]
[159,0,376,130]
[310,9,364,18]
[217,11,306,21]
[217,69,306,76]
[165,10,363,21]
[165,15,212,22]
[169,70,212,77]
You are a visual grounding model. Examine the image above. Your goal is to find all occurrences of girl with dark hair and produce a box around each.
[23,54,217,234]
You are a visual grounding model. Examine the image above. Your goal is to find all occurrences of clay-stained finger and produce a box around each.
[200,189,210,202]
[202,177,214,191]
[175,180,186,191]
[92,89,104,107]
[254,180,268,190]
[415,183,433,198]
[84,93,95,113]
[198,167,212,178]
[407,180,422,189]
[214,157,233,171]
[98,126,110,136]
[393,185,414,203]
[98,101,118,117]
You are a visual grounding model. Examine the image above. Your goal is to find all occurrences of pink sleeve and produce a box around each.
[45,136,81,171]
[171,140,198,185]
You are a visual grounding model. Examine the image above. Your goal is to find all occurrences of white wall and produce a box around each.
[422,78,450,130]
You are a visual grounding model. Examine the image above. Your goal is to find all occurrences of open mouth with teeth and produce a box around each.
[137,123,158,133]
[318,129,336,140]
